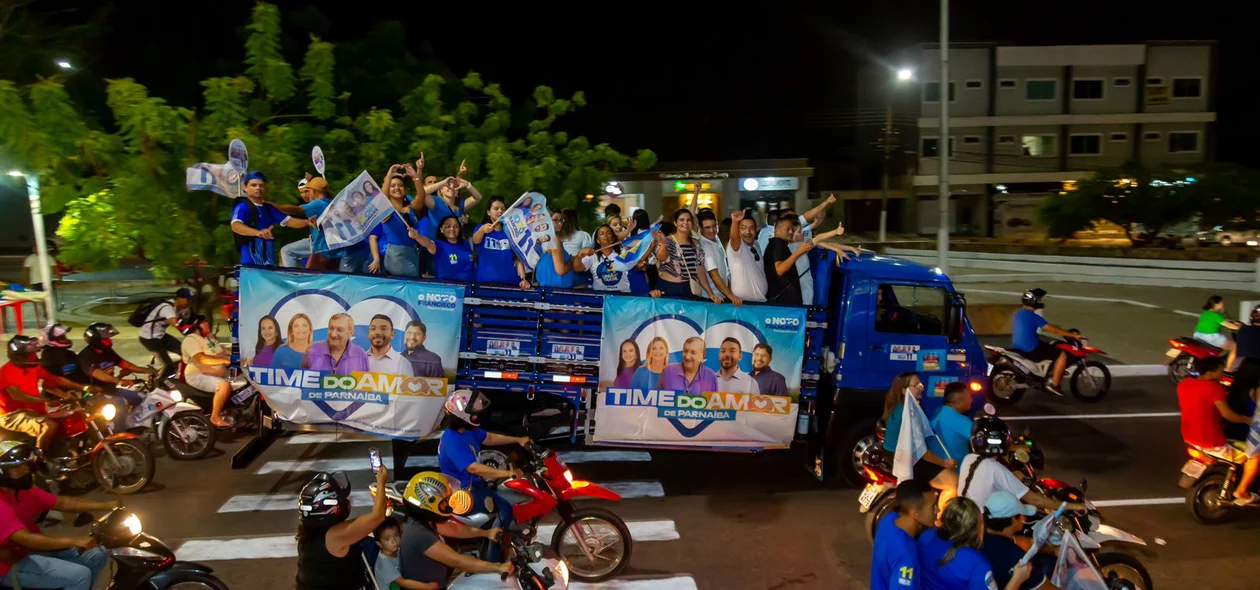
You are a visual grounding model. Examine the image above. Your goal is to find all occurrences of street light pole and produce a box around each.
[937,0,951,273]
[879,101,892,243]
[9,172,56,323]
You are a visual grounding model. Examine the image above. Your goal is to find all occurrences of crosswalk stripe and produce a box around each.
[255,457,377,474]
[286,432,381,445]
[257,451,654,475]
[602,481,665,499]
[405,451,651,469]
[456,574,698,589]
[177,520,679,561]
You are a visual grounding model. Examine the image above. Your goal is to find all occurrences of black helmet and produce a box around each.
[0,441,38,491]
[179,314,208,336]
[6,335,44,367]
[1021,288,1047,309]
[85,323,120,349]
[42,323,73,349]
[971,415,1012,458]
[298,472,352,527]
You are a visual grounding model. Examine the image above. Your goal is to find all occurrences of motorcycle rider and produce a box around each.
[979,491,1057,590]
[77,323,155,423]
[1225,305,1260,440]
[1011,288,1081,397]
[178,315,233,429]
[0,336,91,455]
[38,324,89,387]
[398,471,510,586]
[295,465,389,590]
[1178,356,1259,505]
[958,415,1087,513]
[436,389,528,561]
[870,480,939,590]
[0,440,121,590]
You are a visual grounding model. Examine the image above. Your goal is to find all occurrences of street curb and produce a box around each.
[1106,364,1166,377]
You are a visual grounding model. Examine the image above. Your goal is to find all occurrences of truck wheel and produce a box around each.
[840,419,878,487]
[988,363,1024,404]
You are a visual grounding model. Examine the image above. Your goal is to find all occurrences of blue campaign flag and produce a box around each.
[316,170,393,251]
[185,162,241,198]
[608,222,663,272]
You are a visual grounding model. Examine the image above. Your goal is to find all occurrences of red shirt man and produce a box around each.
[0,335,86,454]
[1177,357,1260,504]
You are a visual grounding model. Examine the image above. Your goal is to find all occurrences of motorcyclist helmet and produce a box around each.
[42,323,73,349]
[6,335,44,367]
[402,471,467,522]
[1021,288,1047,310]
[971,415,1012,457]
[298,471,352,527]
[443,389,490,428]
[179,314,209,336]
[0,441,38,491]
[85,322,120,349]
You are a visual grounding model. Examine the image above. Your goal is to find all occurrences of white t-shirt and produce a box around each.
[368,349,414,376]
[140,302,178,340]
[700,235,730,285]
[581,252,629,292]
[958,454,1030,510]
[22,254,55,284]
[561,231,593,257]
[725,239,767,302]
[181,333,223,377]
[757,215,814,304]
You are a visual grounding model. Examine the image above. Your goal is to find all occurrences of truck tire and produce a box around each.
[840,419,878,487]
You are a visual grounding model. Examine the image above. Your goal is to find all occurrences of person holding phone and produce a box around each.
[295,461,389,590]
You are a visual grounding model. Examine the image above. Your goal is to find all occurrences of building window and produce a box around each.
[998,79,1017,89]
[1072,79,1105,100]
[1172,78,1203,98]
[1069,135,1103,155]
[875,284,948,336]
[1021,135,1056,157]
[997,135,1016,144]
[1146,77,1166,87]
[962,136,982,145]
[1026,80,1057,101]
[965,79,983,90]
[1168,131,1200,153]
[923,81,956,103]
[1109,132,1129,142]
[921,137,954,158]
[1143,131,1161,142]
[1113,77,1132,87]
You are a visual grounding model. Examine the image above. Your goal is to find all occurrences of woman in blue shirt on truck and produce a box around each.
[472,196,531,289]
[411,214,475,282]
[881,371,959,507]
[368,169,423,277]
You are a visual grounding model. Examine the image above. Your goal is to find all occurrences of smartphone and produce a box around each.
[368,447,382,474]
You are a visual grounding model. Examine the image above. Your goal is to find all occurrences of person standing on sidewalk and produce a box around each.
[138,288,193,379]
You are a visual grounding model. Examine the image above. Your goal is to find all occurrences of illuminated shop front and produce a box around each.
[601,159,813,226]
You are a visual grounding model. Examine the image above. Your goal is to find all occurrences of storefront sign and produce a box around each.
[741,177,799,191]
[658,172,730,180]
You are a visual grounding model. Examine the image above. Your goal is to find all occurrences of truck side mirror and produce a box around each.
[946,294,966,345]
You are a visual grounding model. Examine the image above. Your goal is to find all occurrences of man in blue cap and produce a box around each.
[980,491,1054,590]
[230,170,290,266]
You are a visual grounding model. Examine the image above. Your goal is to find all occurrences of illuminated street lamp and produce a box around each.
[880,67,916,243]
[7,170,56,323]
[896,67,914,82]
[56,60,73,70]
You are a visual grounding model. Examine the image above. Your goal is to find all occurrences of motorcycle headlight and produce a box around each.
[100,403,117,421]
[123,514,143,536]
[169,390,183,403]
[555,560,569,584]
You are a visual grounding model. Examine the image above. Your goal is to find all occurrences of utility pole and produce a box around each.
[937,0,951,273]
[879,102,892,244]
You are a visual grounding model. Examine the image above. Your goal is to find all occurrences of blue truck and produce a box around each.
[230,250,988,485]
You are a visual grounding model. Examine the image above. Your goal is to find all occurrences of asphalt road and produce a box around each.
[44,374,1260,590]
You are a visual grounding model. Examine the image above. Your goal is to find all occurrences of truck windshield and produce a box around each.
[875,284,948,335]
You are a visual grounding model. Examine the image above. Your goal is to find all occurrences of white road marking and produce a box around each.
[1105,364,1166,377]
[454,575,698,590]
[401,450,652,469]
[286,432,382,445]
[600,481,665,498]
[1004,412,1179,421]
[260,451,652,474]
[218,481,664,512]
[1091,497,1183,507]
[255,457,380,475]
[537,519,678,542]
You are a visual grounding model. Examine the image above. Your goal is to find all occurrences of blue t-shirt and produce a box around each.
[434,239,474,282]
[884,404,906,452]
[438,428,489,488]
[231,200,288,265]
[980,535,1050,590]
[301,198,332,253]
[425,196,464,240]
[476,228,519,285]
[271,345,304,369]
[873,513,921,590]
[536,249,576,288]
[929,406,972,463]
[1011,309,1048,353]
[917,528,998,590]
[380,199,421,249]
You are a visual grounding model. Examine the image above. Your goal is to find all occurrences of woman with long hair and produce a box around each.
[630,337,670,391]
[251,315,282,368]
[654,209,721,302]
[917,498,1031,590]
[412,215,475,283]
[1195,295,1242,367]
[627,209,657,294]
[368,167,424,277]
[472,195,530,289]
[574,224,630,293]
[272,314,314,369]
[880,371,959,506]
[613,339,641,388]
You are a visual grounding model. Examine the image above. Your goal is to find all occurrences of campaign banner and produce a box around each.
[185,162,241,198]
[501,192,558,271]
[608,223,662,272]
[317,170,393,251]
[593,296,806,449]
[238,267,464,439]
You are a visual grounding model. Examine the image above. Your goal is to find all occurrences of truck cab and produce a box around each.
[807,251,987,485]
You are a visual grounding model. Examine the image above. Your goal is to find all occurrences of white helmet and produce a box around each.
[444,389,490,426]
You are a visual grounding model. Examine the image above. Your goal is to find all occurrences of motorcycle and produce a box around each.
[448,526,570,590]
[0,507,228,590]
[987,331,1112,404]
[124,374,217,460]
[1165,336,1223,383]
[1179,444,1260,524]
[167,370,260,432]
[375,442,632,583]
[0,390,154,494]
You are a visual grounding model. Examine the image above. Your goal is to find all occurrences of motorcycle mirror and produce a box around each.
[1079,479,1089,494]
[983,403,997,416]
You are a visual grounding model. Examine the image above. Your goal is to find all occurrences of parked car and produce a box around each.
[1211,228,1260,247]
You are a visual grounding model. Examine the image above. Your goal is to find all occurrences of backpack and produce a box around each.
[232,197,260,250]
[127,298,170,328]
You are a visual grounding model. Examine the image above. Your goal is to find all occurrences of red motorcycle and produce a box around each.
[988,331,1112,404]
[1166,336,1223,383]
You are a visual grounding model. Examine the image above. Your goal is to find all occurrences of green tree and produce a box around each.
[1038,162,1211,243]
[0,2,655,296]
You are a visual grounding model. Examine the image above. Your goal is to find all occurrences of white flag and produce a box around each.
[316,170,393,251]
[892,392,934,483]
[1050,530,1108,590]
[1245,409,1260,457]
[1018,503,1066,567]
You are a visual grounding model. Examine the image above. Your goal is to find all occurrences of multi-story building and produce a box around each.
[907,41,1216,236]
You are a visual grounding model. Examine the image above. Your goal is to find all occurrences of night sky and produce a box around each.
[25,0,1260,168]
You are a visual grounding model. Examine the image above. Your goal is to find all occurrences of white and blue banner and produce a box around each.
[316,170,392,251]
[1245,410,1260,457]
[501,192,558,271]
[185,162,241,198]
[607,223,662,271]
[594,296,806,449]
[238,267,464,439]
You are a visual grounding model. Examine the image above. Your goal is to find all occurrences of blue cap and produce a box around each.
[174,288,194,300]
[243,170,267,183]
[984,491,1036,518]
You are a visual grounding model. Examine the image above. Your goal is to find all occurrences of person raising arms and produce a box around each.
[472,196,531,289]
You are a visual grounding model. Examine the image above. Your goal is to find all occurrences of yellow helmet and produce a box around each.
[403,471,471,519]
